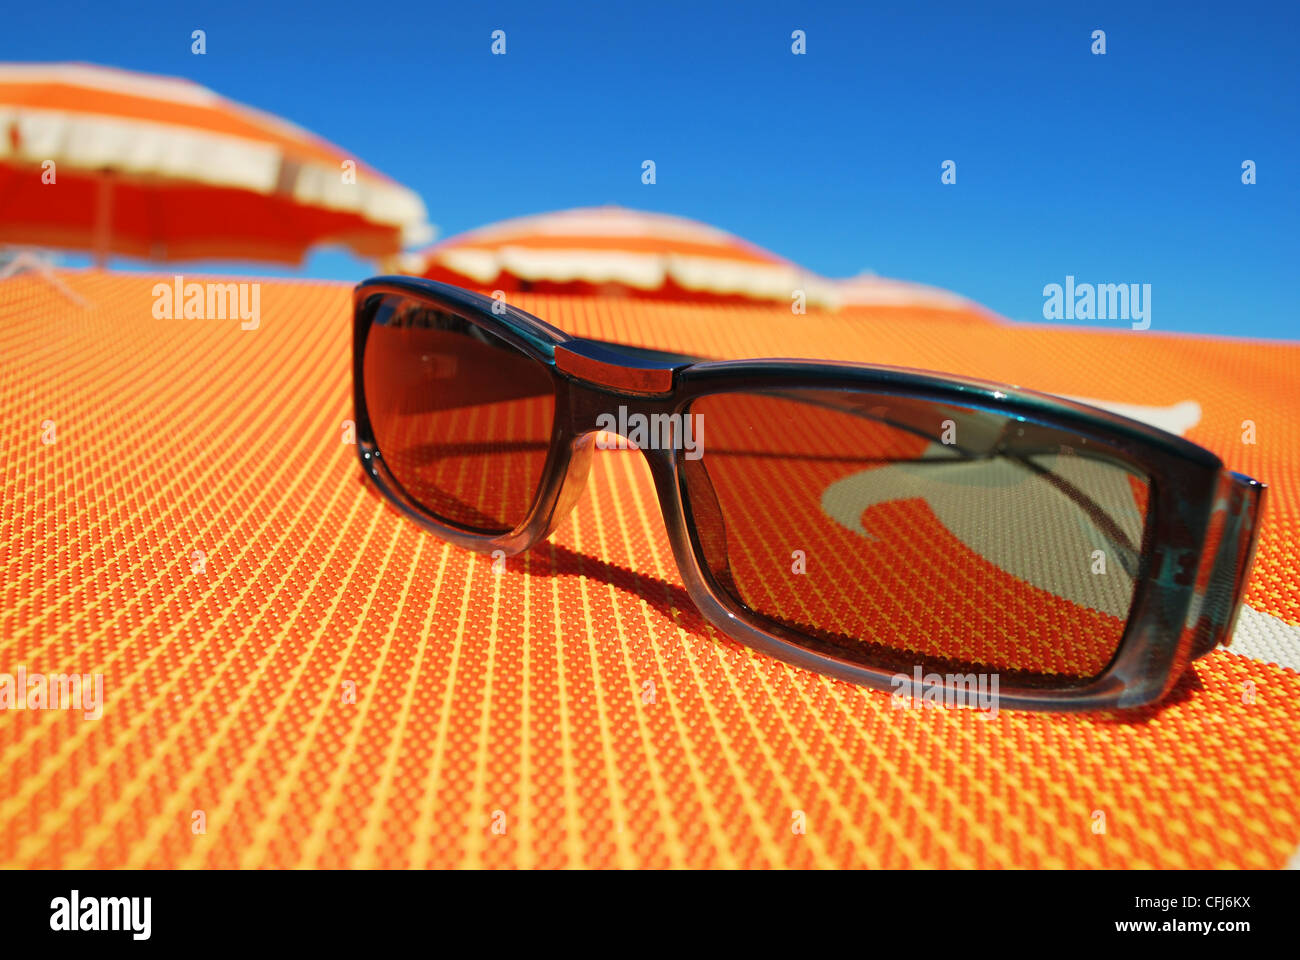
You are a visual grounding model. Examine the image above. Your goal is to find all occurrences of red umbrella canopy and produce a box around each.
[410,205,838,307]
[0,62,431,264]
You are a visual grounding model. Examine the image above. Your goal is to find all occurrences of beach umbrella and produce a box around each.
[834,272,985,313]
[410,205,838,307]
[0,62,431,266]
[831,272,1002,324]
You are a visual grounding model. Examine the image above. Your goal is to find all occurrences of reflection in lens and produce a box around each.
[362,295,555,533]
[687,390,1150,684]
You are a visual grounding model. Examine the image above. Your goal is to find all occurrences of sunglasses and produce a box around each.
[352,276,1265,713]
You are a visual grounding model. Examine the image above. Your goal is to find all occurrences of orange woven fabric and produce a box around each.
[1,271,1297,869]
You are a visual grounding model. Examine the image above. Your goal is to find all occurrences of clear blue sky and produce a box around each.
[6,0,1298,338]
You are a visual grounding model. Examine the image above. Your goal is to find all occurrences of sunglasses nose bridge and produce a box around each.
[553,337,690,445]
[554,339,681,395]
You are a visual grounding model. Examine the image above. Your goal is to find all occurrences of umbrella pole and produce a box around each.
[0,250,91,308]
[93,172,112,270]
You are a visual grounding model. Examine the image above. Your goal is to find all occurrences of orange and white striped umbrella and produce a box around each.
[835,272,979,309]
[411,205,839,307]
[0,62,431,264]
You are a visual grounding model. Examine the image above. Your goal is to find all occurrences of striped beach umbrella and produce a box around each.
[834,271,984,312]
[411,205,838,307]
[0,62,431,265]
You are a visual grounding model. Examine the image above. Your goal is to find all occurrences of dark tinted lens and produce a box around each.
[686,390,1151,685]
[362,294,555,534]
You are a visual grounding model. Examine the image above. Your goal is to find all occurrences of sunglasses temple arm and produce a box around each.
[1189,472,1266,658]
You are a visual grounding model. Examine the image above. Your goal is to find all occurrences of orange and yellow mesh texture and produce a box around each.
[1,271,1298,868]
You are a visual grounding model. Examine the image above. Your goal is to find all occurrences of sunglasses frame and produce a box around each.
[353,276,1265,713]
